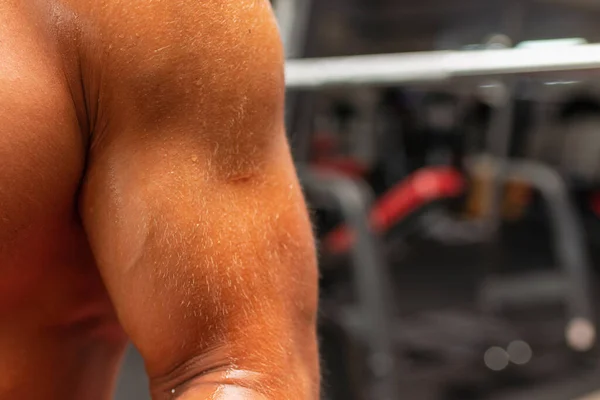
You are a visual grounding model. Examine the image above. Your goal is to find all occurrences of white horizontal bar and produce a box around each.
[285,44,600,89]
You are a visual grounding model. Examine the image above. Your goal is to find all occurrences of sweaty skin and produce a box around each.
[0,0,319,399]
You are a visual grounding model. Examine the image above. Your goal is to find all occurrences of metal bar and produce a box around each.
[286,44,600,88]
[297,167,399,400]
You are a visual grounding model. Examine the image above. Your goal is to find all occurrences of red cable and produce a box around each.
[324,167,465,254]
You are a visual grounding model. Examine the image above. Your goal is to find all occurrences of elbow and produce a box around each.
[174,385,270,400]
[151,368,270,400]
[151,365,318,400]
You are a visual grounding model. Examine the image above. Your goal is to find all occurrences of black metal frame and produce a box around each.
[298,167,400,400]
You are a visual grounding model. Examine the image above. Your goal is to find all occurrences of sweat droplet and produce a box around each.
[191,155,198,162]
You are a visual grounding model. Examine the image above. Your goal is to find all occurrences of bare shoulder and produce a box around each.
[62,0,284,120]
[76,0,282,72]
[61,0,286,178]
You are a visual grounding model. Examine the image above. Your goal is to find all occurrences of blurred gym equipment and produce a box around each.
[281,12,600,397]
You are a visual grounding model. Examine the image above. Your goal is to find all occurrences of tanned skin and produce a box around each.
[0,0,319,399]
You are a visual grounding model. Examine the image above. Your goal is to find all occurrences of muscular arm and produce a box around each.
[77,1,319,398]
